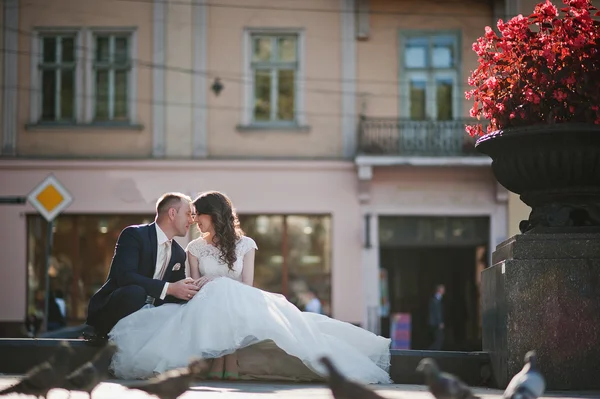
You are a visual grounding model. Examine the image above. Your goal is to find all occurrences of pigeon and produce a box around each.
[60,342,119,399]
[318,356,386,399]
[416,358,480,399]
[503,351,545,399]
[126,358,207,399]
[0,340,76,399]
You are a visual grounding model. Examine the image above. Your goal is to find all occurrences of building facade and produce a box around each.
[1,0,533,345]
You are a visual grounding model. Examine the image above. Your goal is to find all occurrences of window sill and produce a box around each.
[25,122,144,131]
[236,124,311,133]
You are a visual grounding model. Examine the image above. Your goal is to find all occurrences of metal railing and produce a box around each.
[357,117,485,157]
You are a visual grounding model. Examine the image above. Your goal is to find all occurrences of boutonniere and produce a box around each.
[172,263,181,271]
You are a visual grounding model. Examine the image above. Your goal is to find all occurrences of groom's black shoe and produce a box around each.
[81,326,109,347]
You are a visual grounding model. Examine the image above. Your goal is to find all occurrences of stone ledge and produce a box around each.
[492,232,600,265]
[0,339,492,387]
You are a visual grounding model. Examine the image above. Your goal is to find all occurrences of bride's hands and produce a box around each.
[193,276,214,290]
[167,278,200,300]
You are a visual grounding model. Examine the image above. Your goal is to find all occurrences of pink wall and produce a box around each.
[0,207,27,321]
[0,160,363,323]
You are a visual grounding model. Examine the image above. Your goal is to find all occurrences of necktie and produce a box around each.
[146,241,172,306]
[158,241,172,280]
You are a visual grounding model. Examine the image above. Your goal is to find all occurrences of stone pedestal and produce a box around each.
[482,232,600,390]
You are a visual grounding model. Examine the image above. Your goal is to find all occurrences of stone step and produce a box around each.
[390,349,492,387]
[0,339,493,387]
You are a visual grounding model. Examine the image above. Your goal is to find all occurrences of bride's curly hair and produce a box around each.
[193,191,244,271]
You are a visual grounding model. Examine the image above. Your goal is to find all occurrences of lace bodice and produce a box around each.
[185,236,257,281]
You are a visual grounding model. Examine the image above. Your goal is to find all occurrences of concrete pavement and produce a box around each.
[1,377,599,399]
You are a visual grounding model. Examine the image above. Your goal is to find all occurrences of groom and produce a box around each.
[86,192,200,339]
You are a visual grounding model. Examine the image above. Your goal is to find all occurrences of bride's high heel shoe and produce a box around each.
[223,371,239,380]
[223,360,240,380]
[207,359,224,380]
[207,371,224,380]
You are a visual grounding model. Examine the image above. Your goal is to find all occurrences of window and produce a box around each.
[39,34,77,122]
[189,214,332,315]
[401,33,459,121]
[250,34,298,124]
[93,33,131,122]
[26,213,331,329]
[27,214,154,328]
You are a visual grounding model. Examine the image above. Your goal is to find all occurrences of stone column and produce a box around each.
[165,0,193,158]
[482,232,600,390]
[2,0,18,156]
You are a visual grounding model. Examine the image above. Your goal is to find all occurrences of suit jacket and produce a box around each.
[86,223,186,325]
[428,295,443,327]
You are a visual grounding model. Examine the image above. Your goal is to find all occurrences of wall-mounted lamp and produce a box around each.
[211,77,224,96]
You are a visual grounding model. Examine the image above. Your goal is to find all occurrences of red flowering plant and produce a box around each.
[465,0,600,137]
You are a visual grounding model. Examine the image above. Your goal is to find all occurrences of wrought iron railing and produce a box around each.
[357,117,486,157]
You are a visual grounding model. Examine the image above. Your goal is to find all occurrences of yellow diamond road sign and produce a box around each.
[27,175,73,222]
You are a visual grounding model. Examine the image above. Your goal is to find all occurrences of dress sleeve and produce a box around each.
[240,236,258,256]
[184,239,205,277]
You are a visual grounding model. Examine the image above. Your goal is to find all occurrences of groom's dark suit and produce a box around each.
[87,222,187,335]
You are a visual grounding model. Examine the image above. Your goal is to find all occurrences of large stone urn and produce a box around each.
[475,123,600,390]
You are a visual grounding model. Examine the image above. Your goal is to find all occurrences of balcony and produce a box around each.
[357,117,485,157]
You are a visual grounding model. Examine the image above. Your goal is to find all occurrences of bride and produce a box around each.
[109,191,392,384]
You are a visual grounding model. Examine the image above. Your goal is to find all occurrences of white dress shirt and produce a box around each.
[304,297,322,314]
[55,297,66,317]
[154,223,171,300]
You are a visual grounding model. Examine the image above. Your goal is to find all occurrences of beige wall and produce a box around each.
[0,2,3,134]
[165,1,193,158]
[13,0,346,159]
[16,0,154,157]
[10,0,508,159]
[205,0,343,158]
[507,192,531,237]
[357,0,493,118]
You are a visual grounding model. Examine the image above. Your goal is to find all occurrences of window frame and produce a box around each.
[242,28,306,128]
[85,27,138,125]
[30,29,83,124]
[398,31,462,121]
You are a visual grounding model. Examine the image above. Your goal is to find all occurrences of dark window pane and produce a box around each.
[96,36,110,62]
[114,36,129,65]
[277,69,295,121]
[95,70,109,120]
[436,78,453,120]
[114,70,128,119]
[409,79,427,120]
[41,70,56,120]
[42,37,56,63]
[254,70,271,121]
[61,37,75,63]
[378,216,490,247]
[60,69,75,120]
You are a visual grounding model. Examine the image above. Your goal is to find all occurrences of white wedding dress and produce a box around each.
[108,236,392,384]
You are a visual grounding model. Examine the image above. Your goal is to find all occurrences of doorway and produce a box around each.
[378,216,489,351]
